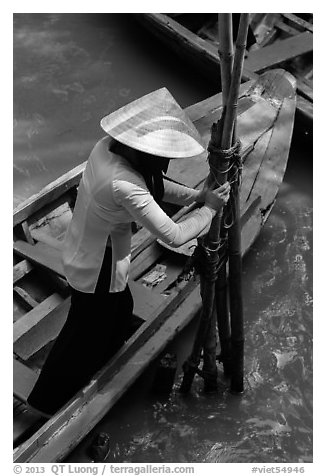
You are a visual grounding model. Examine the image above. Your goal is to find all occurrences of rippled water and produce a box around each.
[13,13,215,207]
[66,144,312,464]
[14,14,312,463]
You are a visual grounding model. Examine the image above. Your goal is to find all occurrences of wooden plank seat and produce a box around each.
[13,260,34,285]
[13,240,166,318]
[245,31,313,74]
[13,359,39,403]
[14,296,69,361]
[13,240,166,361]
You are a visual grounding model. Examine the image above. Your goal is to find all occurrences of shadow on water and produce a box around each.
[14,14,312,463]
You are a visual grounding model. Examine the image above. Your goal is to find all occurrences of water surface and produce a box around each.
[13,13,312,463]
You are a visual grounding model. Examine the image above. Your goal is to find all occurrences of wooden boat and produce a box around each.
[13,69,296,462]
[135,13,313,137]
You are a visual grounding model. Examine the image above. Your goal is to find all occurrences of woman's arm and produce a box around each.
[162,178,202,207]
[113,179,223,248]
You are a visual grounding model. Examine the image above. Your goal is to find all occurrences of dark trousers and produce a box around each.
[27,247,134,416]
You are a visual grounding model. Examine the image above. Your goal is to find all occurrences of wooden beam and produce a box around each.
[275,20,300,37]
[304,70,313,81]
[13,280,167,360]
[281,13,313,33]
[21,221,35,245]
[14,239,166,313]
[14,298,70,361]
[14,241,65,277]
[296,79,313,102]
[131,242,163,280]
[295,95,313,128]
[13,162,86,228]
[14,286,39,310]
[13,238,168,359]
[14,293,64,343]
[13,359,39,403]
[13,260,33,284]
[244,32,313,74]
[30,229,64,250]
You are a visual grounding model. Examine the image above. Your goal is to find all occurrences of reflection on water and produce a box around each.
[14,14,312,463]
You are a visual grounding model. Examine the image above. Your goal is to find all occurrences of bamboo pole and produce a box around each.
[180,15,235,392]
[222,14,250,149]
[224,13,250,393]
[180,13,250,395]
[218,13,234,107]
[179,118,227,394]
[210,13,234,378]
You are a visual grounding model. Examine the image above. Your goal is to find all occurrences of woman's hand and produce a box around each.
[196,175,215,203]
[204,181,231,211]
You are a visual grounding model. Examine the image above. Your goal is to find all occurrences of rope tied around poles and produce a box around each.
[189,242,220,282]
[207,132,242,188]
[180,13,249,395]
[181,134,242,281]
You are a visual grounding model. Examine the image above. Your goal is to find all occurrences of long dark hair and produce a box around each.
[110,140,169,204]
[137,157,167,204]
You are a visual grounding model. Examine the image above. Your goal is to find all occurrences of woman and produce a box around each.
[27,87,230,418]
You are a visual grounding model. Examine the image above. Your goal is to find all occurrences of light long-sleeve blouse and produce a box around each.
[62,136,214,293]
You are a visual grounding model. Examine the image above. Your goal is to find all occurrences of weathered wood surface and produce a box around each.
[14,286,39,310]
[13,162,86,228]
[13,260,33,285]
[281,13,313,33]
[14,296,69,361]
[13,359,39,402]
[15,282,202,462]
[239,73,296,249]
[13,70,296,462]
[244,32,312,74]
[13,237,168,361]
[275,20,300,37]
[14,401,42,447]
[14,241,65,277]
[13,266,199,461]
[135,13,312,129]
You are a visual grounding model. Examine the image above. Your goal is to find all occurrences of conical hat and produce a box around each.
[100,87,205,159]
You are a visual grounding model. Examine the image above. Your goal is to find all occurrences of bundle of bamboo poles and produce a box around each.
[180,13,249,395]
